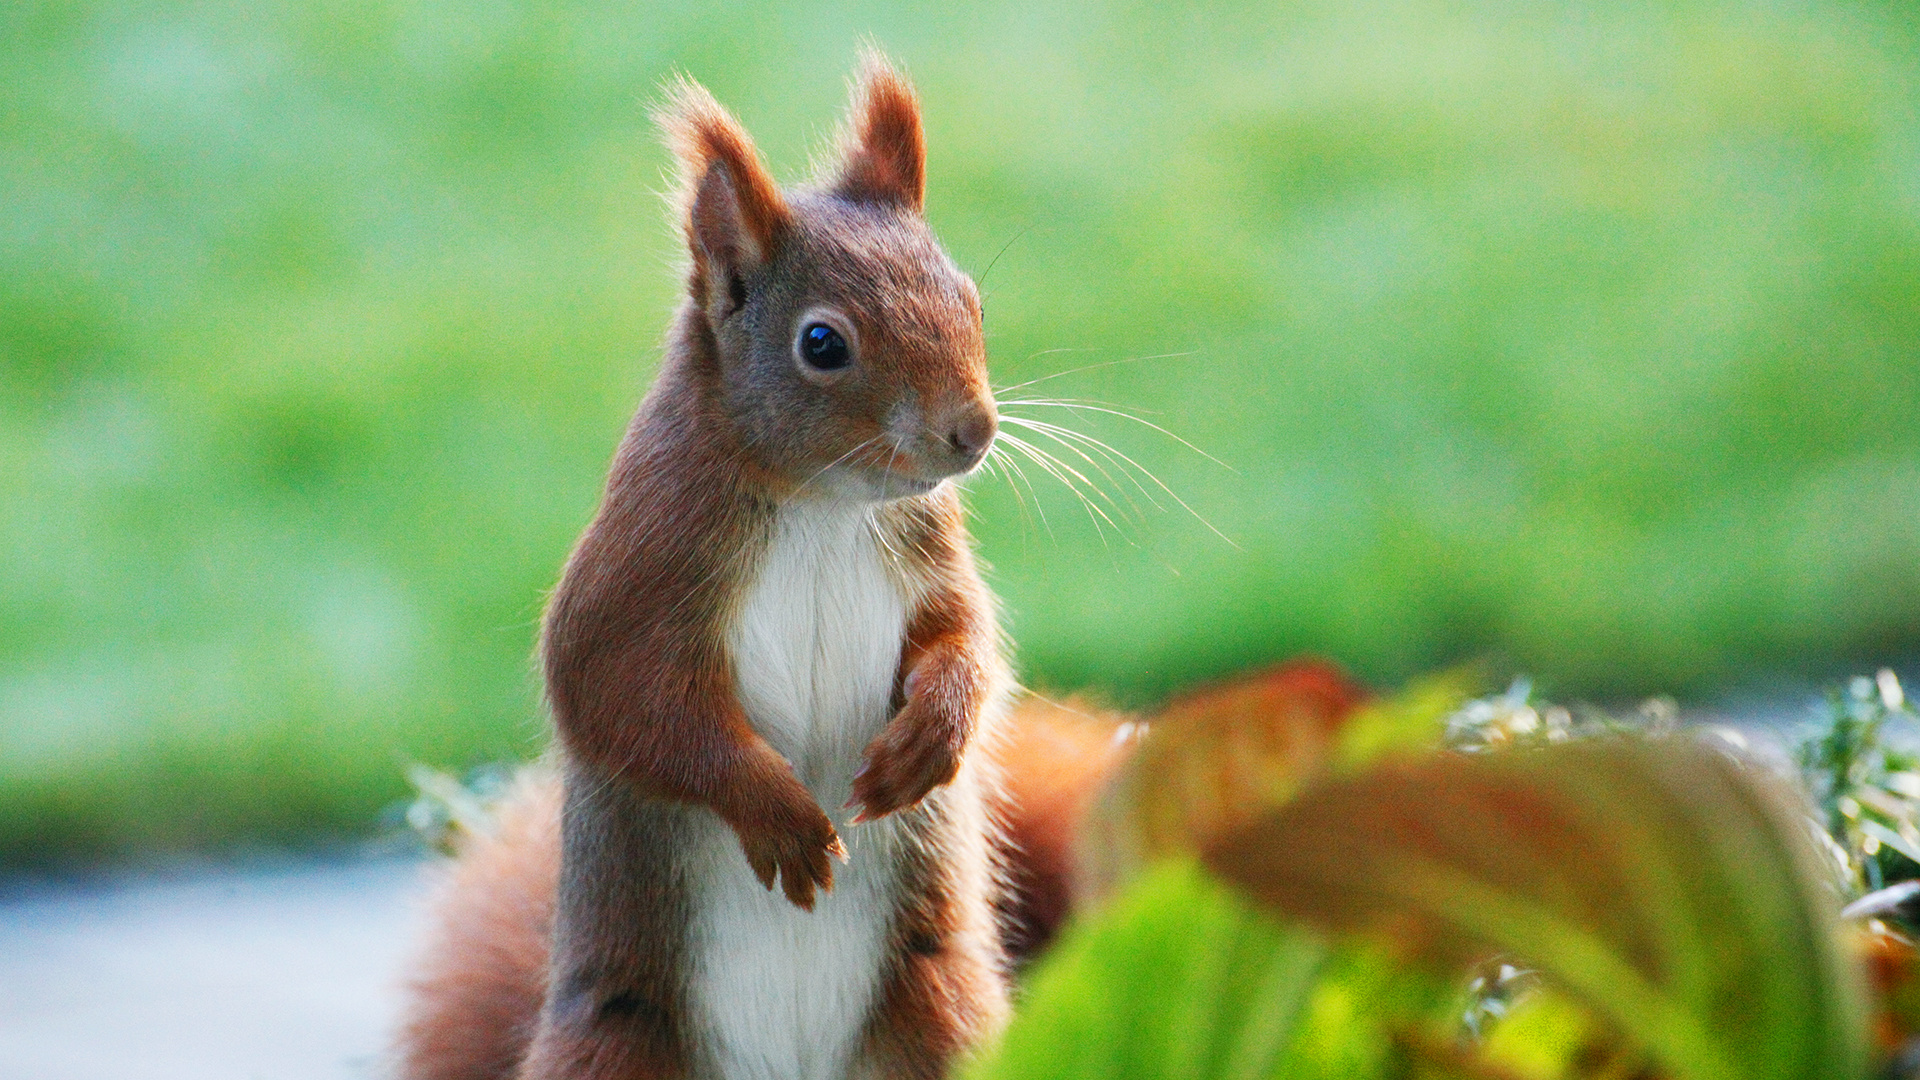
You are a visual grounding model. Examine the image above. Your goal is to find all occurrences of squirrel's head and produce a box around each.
[657,55,995,501]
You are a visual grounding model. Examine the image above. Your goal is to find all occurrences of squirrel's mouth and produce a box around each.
[804,460,947,502]
[842,461,948,500]
[871,472,942,498]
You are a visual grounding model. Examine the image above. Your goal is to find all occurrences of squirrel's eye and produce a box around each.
[799,323,851,370]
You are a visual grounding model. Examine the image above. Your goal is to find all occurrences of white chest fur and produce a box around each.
[689,499,911,1080]
[727,499,909,798]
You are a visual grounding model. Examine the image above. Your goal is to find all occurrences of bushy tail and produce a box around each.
[989,693,1142,962]
[396,767,560,1080]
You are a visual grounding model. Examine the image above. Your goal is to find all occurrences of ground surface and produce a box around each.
[0,856,428,1080]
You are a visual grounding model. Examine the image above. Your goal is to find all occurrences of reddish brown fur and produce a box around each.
[399,770,563,1080]
[857,806,1008,1079]
[832,54,926,212]
[401,55,1027,1080]
[539,352,839,910]
[986,697,1139,961]
[658,79,793,296]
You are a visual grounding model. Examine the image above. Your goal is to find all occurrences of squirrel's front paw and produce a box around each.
[849,702,963,824]
[735,801,846,911]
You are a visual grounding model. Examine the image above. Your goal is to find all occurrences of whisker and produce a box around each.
[999,394,1165,416]
[1002,415,1158,498]
[975,224,1034,290]
[992,351,1199,396]
[1004,433,1137,530]
[996,404,1241,549]
[996,431,1126,546]
[1013,419,1162,505]
[999,415,1160,518]
[1025,346,1096,363]
[865,507,909,566]
[881,441,901,502]
[978,444,1020,520]
[988,440,1054,541]
[976,451,1027,524]
[784,435,884,506]
[968,452,1009,510]
[1000,399,1235,472]
[999,415,1157,520]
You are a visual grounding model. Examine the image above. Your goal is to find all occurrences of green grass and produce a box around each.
[4,0,1920,860]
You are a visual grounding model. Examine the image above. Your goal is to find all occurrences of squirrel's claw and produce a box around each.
[745,845,779,892]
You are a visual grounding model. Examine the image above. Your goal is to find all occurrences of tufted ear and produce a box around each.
[655,77,791,313]
[829,52,925,212]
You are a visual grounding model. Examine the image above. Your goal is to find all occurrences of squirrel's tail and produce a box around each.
[396,767,560,1080]
[988,693,1141,963]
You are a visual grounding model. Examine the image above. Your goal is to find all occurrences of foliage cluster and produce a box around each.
[960,669,1920,1080]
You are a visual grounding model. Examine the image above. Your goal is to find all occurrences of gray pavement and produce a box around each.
[0,856,430,1080]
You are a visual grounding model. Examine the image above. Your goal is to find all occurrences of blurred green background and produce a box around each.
[4,0,1919,862]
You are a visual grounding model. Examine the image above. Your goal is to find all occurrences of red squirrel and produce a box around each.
[398,56,1104,1080]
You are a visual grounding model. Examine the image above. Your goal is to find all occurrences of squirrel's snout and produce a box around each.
[945,407,997,471]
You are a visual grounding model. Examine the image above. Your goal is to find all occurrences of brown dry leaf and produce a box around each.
[1127,659,1367,856]
[1855,924,1920,1057]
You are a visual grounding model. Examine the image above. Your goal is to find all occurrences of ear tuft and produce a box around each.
[654,76,791,283]
[830,51,925,212]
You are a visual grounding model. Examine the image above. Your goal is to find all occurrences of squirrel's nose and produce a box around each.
[946,407,997,469]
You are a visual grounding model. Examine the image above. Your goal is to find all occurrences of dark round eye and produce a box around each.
[799,322,851,370]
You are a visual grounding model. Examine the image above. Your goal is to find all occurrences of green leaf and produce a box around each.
[1331,671,1476,773]
[1476,987,1613,1080]
[964,860,1330,1080]
[1858,818,1920,868]
[1204,738,1870,1080]
[1262,942,1462,1080]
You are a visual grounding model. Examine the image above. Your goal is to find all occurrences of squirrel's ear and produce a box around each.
[829,53,925,212]
[656,78,791,306]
